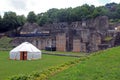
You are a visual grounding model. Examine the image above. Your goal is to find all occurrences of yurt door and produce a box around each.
[20,51,27,60]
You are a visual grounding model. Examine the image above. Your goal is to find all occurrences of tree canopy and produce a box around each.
[0,12,26,33]
[27,11,37,23]
[0,2,120,33]
[36,3,120,26]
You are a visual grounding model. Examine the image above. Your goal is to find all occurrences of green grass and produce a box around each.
[42,50,87,57]
[0,51,77,80]
[49,47,120,80]
[0,36,13,50]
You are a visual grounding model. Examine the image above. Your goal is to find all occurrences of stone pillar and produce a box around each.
[56,33,66,51]
[73,39,80,52]
[91,33,102,51]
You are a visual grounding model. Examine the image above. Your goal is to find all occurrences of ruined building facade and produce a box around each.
[12,16,110,53]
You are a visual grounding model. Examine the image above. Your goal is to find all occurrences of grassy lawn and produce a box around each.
[42,50,87,57]
[0,51,77,80]
[49,47,120,80]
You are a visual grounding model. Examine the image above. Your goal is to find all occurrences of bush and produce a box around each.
[9,74,28,80]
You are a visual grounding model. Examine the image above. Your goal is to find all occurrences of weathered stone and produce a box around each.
[56,33,66,51]
[73,39,81,52]
[113,32,120,46]
[11,16,110,53]
[80,43,86,52]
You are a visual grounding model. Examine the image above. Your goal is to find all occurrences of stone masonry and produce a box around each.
[11,16,110,53]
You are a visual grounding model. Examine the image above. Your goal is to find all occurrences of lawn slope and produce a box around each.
[0,36,13,50]
[49,47,120,80]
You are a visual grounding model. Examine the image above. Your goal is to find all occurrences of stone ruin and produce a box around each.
[11,16,120,53]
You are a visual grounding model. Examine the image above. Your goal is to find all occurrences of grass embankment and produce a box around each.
[42,50,87,57]
[0,36,13,50]
[0,51,77,80]
[49,47,120,80]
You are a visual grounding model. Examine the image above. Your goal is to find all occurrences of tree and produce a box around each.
[56,9,69,22]
[0,15,3,32]
[27,11,37,23]
[2,12,18,31]
[105,2,118,19]
[17,15,26,26]
[115,4,120,19]
[15,15,26,34]
[46,8,59,23]
[37,13,49,26]
[2,12,26,35]
[79,4,94,19]
[92,6,108,18]
[0,15,2,26]
[105,2,117,11]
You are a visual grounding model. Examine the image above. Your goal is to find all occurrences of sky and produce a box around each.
[0,0,120,16]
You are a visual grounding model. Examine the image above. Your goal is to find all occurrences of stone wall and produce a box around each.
[80,43,87,52]
[113,32,120,46]
[90,33,102,52]
[11,37,54,50]
[11,16,110,53]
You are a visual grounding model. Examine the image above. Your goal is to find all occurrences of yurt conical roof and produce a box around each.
[10,42,41,52]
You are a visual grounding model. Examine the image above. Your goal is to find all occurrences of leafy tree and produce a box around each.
[79,4,93,19]
[0,15,2,26]
[105,2,118,19]
[37,13,49,26]
[15,15,26,34]
[2,12,18,31]
[2,12,26,34]
[46,8,59,23]
[0,15,1,21]
[17,15,26,26]
[1,3,120,31]
[105,2,117,11]
[57,9,69,22]
[0,15,3,32]
[115,4,120,19]
[27,11,37,23]
[36,3,120,25]
[92,6,108,18]
[65,8,73,23]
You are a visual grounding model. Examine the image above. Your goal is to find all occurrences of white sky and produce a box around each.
[0,0,120,16]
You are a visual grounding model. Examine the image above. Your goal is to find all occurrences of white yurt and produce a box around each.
[10,42,41,60]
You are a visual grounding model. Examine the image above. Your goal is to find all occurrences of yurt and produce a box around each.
[10,42,41,60]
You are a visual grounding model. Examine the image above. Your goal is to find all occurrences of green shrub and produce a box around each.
[36,74,47,80]
[31,72,40,77]
[9,74,28,80]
